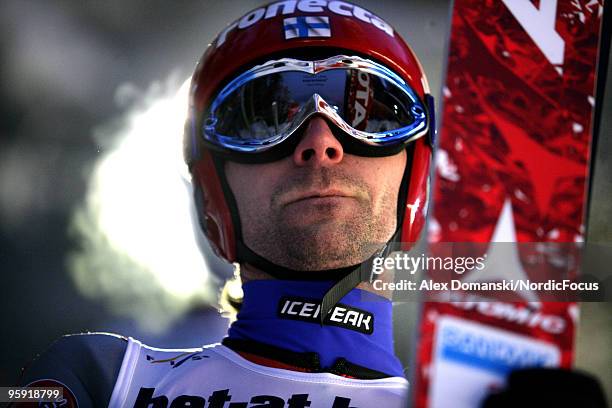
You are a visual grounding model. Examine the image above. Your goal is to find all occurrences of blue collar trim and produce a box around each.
[227,280,404,378]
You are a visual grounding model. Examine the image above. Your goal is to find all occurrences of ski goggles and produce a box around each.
[199,55,432,158]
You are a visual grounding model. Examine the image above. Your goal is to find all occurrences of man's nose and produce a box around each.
[292,116,344,167]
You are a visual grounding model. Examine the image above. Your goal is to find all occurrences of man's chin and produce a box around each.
[248,231,386,272]
[280,197,361,226]
[279,232,381,271]
[281,253,366,272]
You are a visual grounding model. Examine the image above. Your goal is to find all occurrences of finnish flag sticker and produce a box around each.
[283,16,331,39]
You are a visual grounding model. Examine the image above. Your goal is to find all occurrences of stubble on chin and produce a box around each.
[242,167,397,271]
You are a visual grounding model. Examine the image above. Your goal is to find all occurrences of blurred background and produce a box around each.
[0,0,610,401]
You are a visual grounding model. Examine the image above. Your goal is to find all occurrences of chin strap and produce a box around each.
[319,235,398,325]
[238,231,400,325]
[237,239,361,281]
[319,263,370,325]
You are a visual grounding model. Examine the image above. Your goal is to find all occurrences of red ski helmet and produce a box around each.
[184,0,434,271]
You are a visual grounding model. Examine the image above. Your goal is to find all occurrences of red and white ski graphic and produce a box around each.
[412,1,606,407]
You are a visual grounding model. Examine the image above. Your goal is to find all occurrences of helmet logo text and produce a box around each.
[216,0,394,47]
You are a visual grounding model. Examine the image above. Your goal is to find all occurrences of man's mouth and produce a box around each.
[280,189,356,207]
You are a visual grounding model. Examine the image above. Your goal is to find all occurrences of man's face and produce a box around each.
[225,116,406,272]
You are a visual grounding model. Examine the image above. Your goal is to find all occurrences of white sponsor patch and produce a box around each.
[429,316,560,408]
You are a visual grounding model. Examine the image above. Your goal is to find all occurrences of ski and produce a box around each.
[411,1,608,406]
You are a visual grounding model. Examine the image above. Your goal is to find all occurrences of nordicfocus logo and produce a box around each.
[216,0,394,47]
[134,388,358,408]
[278,296,373,334]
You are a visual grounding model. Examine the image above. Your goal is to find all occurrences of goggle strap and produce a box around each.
[426,94,436,146]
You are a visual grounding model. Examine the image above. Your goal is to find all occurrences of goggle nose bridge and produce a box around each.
[312,93,363,137]
[281,93,364,145]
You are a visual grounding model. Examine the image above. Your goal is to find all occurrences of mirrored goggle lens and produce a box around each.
[204,68,427,151]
